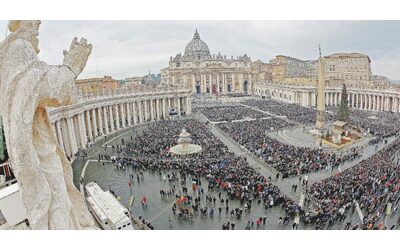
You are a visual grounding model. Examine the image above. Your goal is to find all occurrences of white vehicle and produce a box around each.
[85,182,134,230]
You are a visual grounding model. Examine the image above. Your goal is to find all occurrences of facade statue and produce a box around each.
[0,20,94,229]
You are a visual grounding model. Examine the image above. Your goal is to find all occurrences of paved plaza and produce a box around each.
[71,110,400,230]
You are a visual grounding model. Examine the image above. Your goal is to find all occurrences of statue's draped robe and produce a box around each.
[0,37,93,229]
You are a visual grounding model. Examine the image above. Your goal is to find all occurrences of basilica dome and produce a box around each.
[183,30,211,60]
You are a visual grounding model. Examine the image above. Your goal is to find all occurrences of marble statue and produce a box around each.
[0,20,94,229]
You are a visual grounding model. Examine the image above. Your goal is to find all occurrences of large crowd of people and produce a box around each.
[111,119,301,228]
[96,96,400,229]
[241,99,329,124]
[194,105,270,122]
[307,138,400,229]
[330,108,400,143]
[242,99,400,143]
[218,119,360,177]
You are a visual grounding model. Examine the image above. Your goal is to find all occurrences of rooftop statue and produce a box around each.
[0,20,94,229]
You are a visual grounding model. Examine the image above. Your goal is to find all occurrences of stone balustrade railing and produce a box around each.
[79,85,191,100]
[254,82,400,113]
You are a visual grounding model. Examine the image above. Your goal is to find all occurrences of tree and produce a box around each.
[336,83,350,122]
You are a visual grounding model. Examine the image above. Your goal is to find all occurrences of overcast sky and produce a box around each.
[1,20,400,80]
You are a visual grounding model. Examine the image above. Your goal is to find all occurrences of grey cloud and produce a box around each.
[1,20,400,79]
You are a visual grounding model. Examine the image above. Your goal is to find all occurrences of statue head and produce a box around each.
[8,20,41,53]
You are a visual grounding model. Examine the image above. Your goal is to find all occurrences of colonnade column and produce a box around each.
[177,97,181,116]
[355,94,359,108]
[127,102,132,126]
[85,110,93,142]
[138,100,143,123]
[394,98,399,113]
[91,108,98,138]
[120,103,126,128]
[132,101,138,125]
[232,74,235,92]
[162,98,166,119]
[60,119,71,157]
[208,74,212,94]
[114,104,120,130]
[97,108,103,135]
[66,116,78,156]
[103,106,109,134]
[109,105,115,132]
[155,99,160,120]
[143,100,149,122]
[79,113,87,148]
[150,99,155,121]
[216,74,220,93]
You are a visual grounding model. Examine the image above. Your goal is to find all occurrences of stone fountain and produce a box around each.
[169,129,202,155]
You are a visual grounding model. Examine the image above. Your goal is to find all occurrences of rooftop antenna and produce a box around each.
[319,44,322,57]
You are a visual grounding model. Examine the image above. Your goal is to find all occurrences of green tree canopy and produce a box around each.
[336,83,350,122]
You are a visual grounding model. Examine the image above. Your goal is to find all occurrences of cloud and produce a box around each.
[1,20,400,79]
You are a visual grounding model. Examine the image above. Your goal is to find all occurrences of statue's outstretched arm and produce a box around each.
[37,37,92,108]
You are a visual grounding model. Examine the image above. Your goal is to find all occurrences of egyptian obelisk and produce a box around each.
[316,45,326,129]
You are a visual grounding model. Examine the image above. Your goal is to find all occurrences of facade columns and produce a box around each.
[208,74,212,94]
[232,73,235,92]
[162,98,166,119]
[222,73,225,93]
[216,74,220,93]
[177,97,181,116]
[186,97,190,115]
[394,98,399,113]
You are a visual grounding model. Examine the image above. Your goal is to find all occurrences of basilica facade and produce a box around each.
[161,30,253,95]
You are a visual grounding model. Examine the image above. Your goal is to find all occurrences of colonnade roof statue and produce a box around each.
[0,20,94,229]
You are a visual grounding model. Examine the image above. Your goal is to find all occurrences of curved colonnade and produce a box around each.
[254,83,400,112]
[49,88,192,158]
